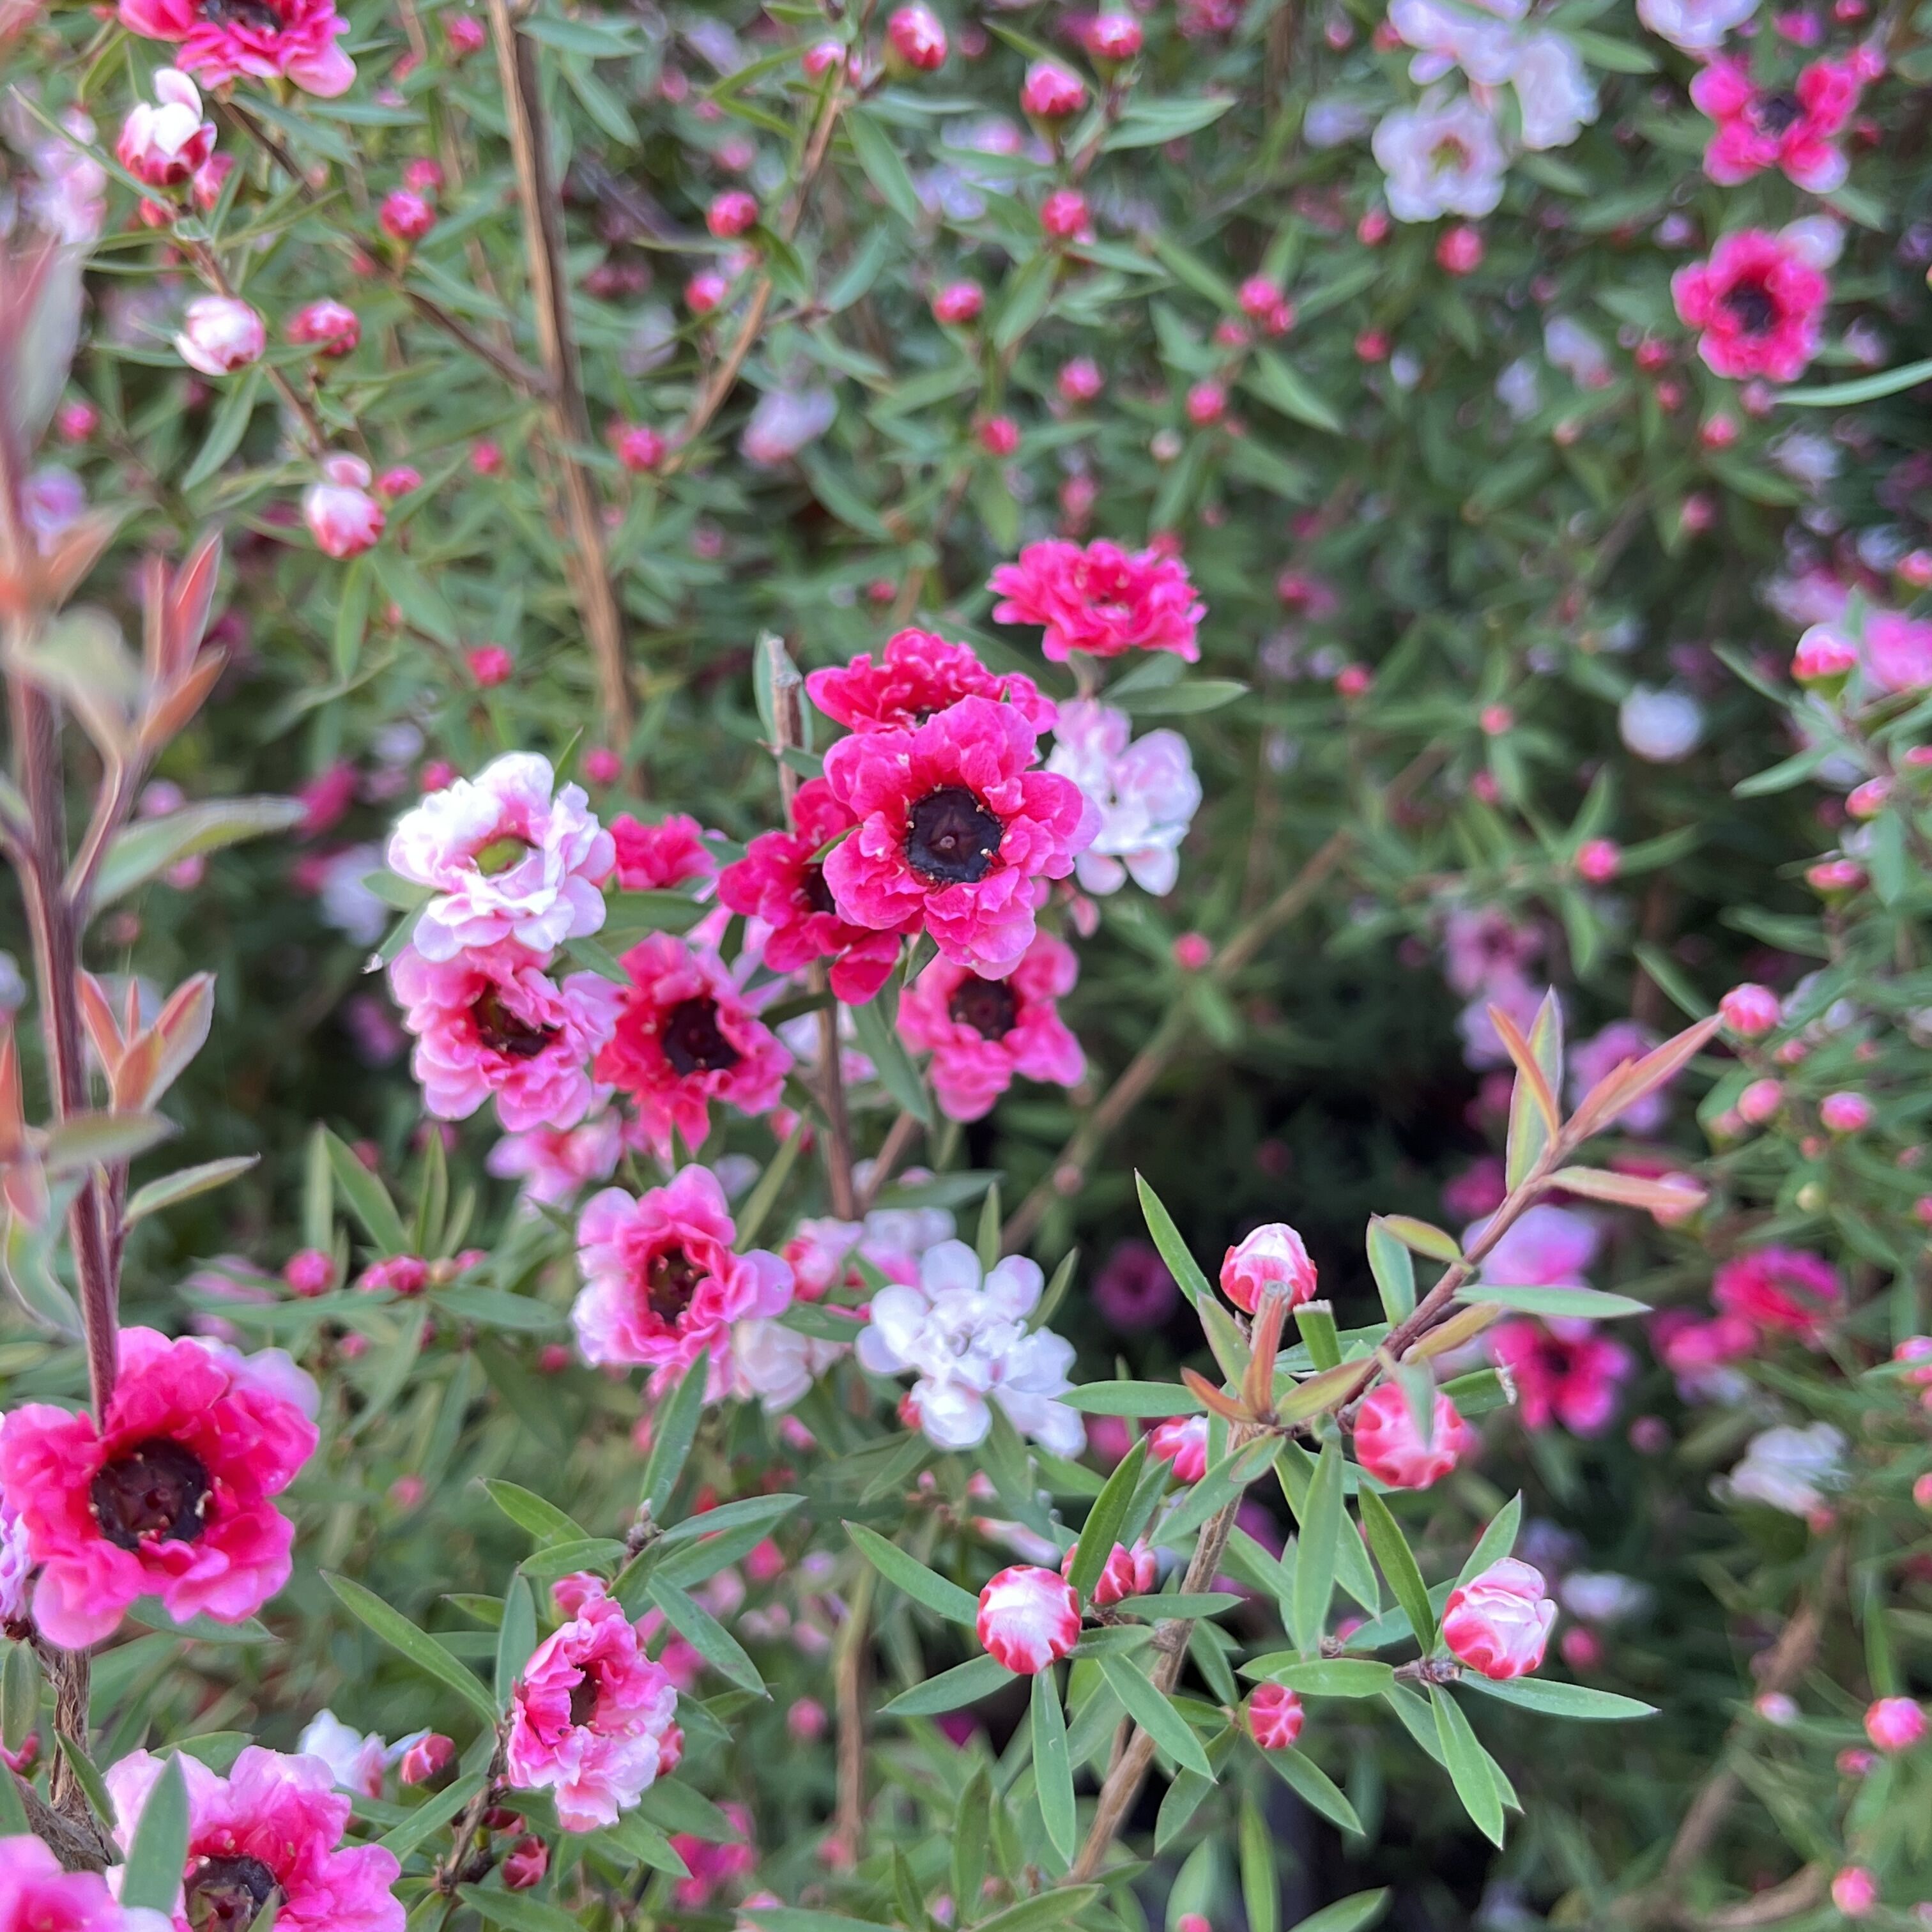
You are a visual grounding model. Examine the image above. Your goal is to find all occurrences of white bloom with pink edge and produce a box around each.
[1442,1556,1556,1679]
[976,1564,1080,1673]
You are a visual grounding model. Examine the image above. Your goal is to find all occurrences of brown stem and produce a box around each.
[830,1567,873,1865]
[856,1110,921,1213]
[10,1770,109,1873]
[176,239,328,457]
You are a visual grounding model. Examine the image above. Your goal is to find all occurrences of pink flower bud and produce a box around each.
[1480,703,1514,736]
[379,188,436,243]
[1238,275,1282,320]
[611,422,666,473]
[1176,1918,1211,1932]
[538,1342,572,1373]
[1353,1383,1471,1491]
[1220,1222,1316,1314]
[1737,1078,1783,1125]
[1559,1625,1602,1669]
[502,1837,549,1890]
[1699,413,1740,450]
[1837,1746,1876,1775]
[1754,1691,1798,1726]
[1061,1539,1155,1607]
[787,1698,828,1742]
[802,38,845,75]
[708,190,760,239]
[468,645,514,687]
[1149,1414,1208,1483]
[282,1248,334,1297]
[377,465,422,501]
[190,153,233,211]
[976,1565,1080,1674]
[1898,548,1932,588]
[1793,624,1858,685]
[1057,356,1104,404]
[1442,1558,1556,1681]
[1820,1091,1871,1133]
[1864,1695,1926,1752]
[470,440,506,477]
[1022,60,1087,118]
[1575,838,1621,884]
[885,4,948,71]
[1357,207,1392,245]
[403,157,445,196]
[118,69,216,190]
[1354,328,1389,362]
[1830,1869,1878,1919]
[1847,777,1890,819]
[1916,1471,1932,1510]
[400,1733,454,1784]
[686,270,730,314]
[421,760,456,792]
[446,12,486,55]
[1039,188,1090,240]
[1184,381,1227,428]
[1807,858,1866,894]
[931,280,984,325]
[175,295,265,376]
[1082,12,1142,59]
[1719,983,1781,1038]
[1336,663,1372,698]
[1245,1683,1305,1752]
[583,747,622,785]
[1435,224,1484,274]
[288,298,361,357]
[303,453,385,559]
[54,399,98,443]
[978,415,1020,457]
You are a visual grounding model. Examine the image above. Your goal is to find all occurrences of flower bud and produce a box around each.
[302,454,385,559]
[1792,624,1857,686]
[1022,60,1087,119]
[1574,838,1621,884]
[1171,931,1214,971]
[1082,12,1142,61]
[1435,224,1483,274]
[446,13,486,55]
[468,645,514,687]
[175,295,265,376]
[118,69,216,190]
[610,422,666,473]
[1719,983,1780,1038]
[1057,356,1104,404]
[976,1565,1080,1674]
[1864,1696,1926,1752]
[1353,1383,1471,1491]
[1039,188,1090,240]
[1220,1222,1316,1314]
[379,189,435,243]
[502,1837,549,1890]
[1060,1538,1155,1607]
[1820,1091,1873,1134]
[885,4,947,72]
[930,280,984,325]
[1737,1077,1783,1125]
[686,270,730,314]
[1442,1558,1555,1680]
[1830,1869,1878,1919]
[1148,1414,1208,1482]
[288,298,361,358]
[1846,776,1889,819]
[282,1248,335,1297]
[977,415,1019,457]
[400,1733,455,1784]
[1245,1683,1305,1751]
[707,190,760,239]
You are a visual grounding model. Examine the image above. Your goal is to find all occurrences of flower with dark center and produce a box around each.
[1752,91,1802,134]
[947,976,1019,1040]
[89,1437,210,1550]
[1722,281,1777,334]
[802,864,837,914]
[184,1856,280,1932]
[203,0,284,28]
[906,786,1003,885]
[660,997,741,1075]
[567,1669,601,1728]
[646,1246,705,1324]
[471,988,559,1060]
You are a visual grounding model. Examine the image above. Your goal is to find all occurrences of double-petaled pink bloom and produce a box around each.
[1691,57,1862,194]
[609,813,716,892]
[119,0,355,95]
[895,931,1084,1122]
[116,69,215,188]
[990,539,1205,663]
[1671,228,1828,383]
[806,628,1055,735]
[0,1836,153,1932]
[1443,1557,1556,1680]
[1353,1383,1473,1490]
[505,1574,681,1832]
[0,1328,316,1647]
[572,1165,793,1394]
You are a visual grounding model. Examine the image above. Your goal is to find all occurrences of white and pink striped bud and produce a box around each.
[1443,1557,1556,1681]
[174,295,264,376]
[288,298,361,357]
[976,1565,1080,1674]
[1061,1538,1155,1607]
[303,453,385,559]
[1352,1383,1472,1491]
[1219,1222,1317,1314]
[117,69,215,189]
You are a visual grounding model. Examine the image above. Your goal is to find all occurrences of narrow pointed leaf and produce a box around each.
[1290,1444,1342,1656]
[1430,1687,1505,1846]
[845,1522,977,1625]
[1031,1666,1077,1864]
[122,1752,190,1911]
[325,1575,497,1720]
[1357,1487,1435,1652]
[1098,1652,1212,1776]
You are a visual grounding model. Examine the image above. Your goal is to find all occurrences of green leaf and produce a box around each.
[122,1752,190,1912]
[1098,1652,1211,1776]
[41,1111,175,1174]
[642,1363,709,1518]
[1135,1172,1214,1307]
[1459,1676,1657,1720]
[1455,1284,1646,1319]
[56,1731,115,1828]
[599,1808,691,1876]
[1069,1439,1149,1604]
[95,797,306,905]
[1431,1687,1505,1846]
[1,1643,36,1754]
[1358,1487,1435,1652]
[953,1765,990,1911]
[845,1522,977,1625]
[0,1765,29,1837]
[1260,1745,1364,1837]
[1245,1658,1394,1698]
[1104,94,1236,148]
[1031,1666,1077,1866]
[744,1912,898,1932]
[1455,1493,1522,1594]
[324,1574,497,1720]
[1064,1380,1203,1416]
[495,1574,537,1710]
[484,1482,588,1545]
[181,364,263,491]
[636,1779,747,1843]
[1118,678,1248,717]
[971,1886,1103,1932]
[1379,1216,1461,1264]
[849,990,935,1128]
[1781,356,1932,406]
[597,891,706,947]
[1239,1793,1277,1932]
[435,1286,562,1331]
[125,1155,259,1225]
[1286,1891,1389,1932]
[646,1577,765,1694]
[845,111,922,226]
[324,1130,409,1255]
[460,1887,585,1932]
[378,1771,486,1858]
[1243,352,1343,434]
[1291,1444,1342,1657]
[889,1653,1022,1717]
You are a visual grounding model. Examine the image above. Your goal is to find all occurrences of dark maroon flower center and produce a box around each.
[647,1245,705,1324]
[89,1438,210,1550]
[906,786,1002,885]
[568,1669,601,1729]
[201,0,284,29]
[1752,91,1802,135]
[184,1857,279,1932]
[947,976,1019,1040]
[801,863,838,916]
[471,988,558,1060]
[1722,279,1779,335]
[661,997,740,1075]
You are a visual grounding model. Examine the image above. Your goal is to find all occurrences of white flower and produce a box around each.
[1046,698,1201,896]
[1496,357,1541,420]
[1372,92,1508,222]
[1782,214,1846,272]
[1558,1570,1651,1625]
[1508,34,1596,150]
[174,294,265,376]
[298,1710,389,1796]
[729,1317,847,1412]
[855,1239,1084,1455]
[1388,0,1595,151]
[1544,316,1610,388]
[318,842,388,946]
[1303,95,1377,148]
[740,385,837,466]
[1618,686,1704,763]
[386,752,615,962]
[1636,0,1757,51]
[1719,1422,1846,1516]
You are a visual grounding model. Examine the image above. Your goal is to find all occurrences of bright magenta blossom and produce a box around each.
[1712,1245,1843,1346]
[1487,1319,1634,1436]
[990,539,1204,663]
[118,0,354,95]
[609,813,716,891]
[806,628,1055,734]
[1671,229,1827,382]
[1691,57,1860,193]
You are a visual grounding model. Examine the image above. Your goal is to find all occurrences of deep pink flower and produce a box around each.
[0,1328,316,1646]
[977,1565,1080,1673]
[1671,229,1828,382]
[931,281,984,325]
[445,12,485,54]
[1691,57,1860,192]
[979,415,1020,457]
[379,190,434,244]
[1060,1538,1154,1607]
[1719,983,1781,1038]
[592,935,792,1160]
[282,1248,334,1297]
[106,1746,400,1932]
[1862,610,1932,693]
[572,1165,793,1392]
[1712,1245,1843,1346]
[806,629,1055,735]
[610,424,666,473]
[118,0,354,94]
[707,190,759,239]
[303,454,384,559]
[1246,1683,1304,1751]
[1442,1557,1556,1680]
[506,1575,680,1831]
[388,942,621,1133]
[895,931,1084,1121]
[670,1805,755,1908]
[1022,60,1087,118]
[1353,1383,1472,1490]
[990,539,1204,664]
[117,68,215,188]
[1039,188,1091,240]
[716,779,908,1004]
[886,3,947,69]
[0,1836,132,1932]
[1653,1308,1758,1386]
[820,696,1095,980]
[1149,1414,1209,1482]
[468,645,513,687]
[1220,1222,1317,1315]
[288,299,360,357]
[1486,1319,1634,1436]
[610,813,716,892]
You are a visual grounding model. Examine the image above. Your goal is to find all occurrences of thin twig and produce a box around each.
[856,1110,921,1213]
[830,1565,873,1865]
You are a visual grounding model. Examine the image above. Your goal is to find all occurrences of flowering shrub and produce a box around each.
[2,0,1932,1924]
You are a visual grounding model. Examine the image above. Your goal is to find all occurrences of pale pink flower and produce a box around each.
[1352,1383,1473,1490]
[1149,1414,1209,1482]
[740,386,836,466]
[1372,92,1506,222]
[1220,1222,1317,1315]
[1441,907,1542,997]
[296,1711,389,1797]
[976,1565,1079,1673]
[175,295,264,376]
[116,69,215,188]
[303,453,385,559]
[1455,970,1548,1069]
[1862,610,1932,693]
[1442,1556,1556,1680]
[386,753,615,963]
[1470,1202,1599,1287]
[1045,699,1200,896]
[487,1111,624,1208]
[1245,1683,1304,1751]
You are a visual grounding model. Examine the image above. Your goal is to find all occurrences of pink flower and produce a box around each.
[1220,1222,1317,1314]
[1712,1246,1843,1346]
[376,465,421,500]
[386,753,615,963]
[399,1735,454,1784]
[931,281,984,325]
[501,1838,548,1890]
[717,780,908,1004]
[572,1166,793,1392]
[1245,1683,1304,1751]
[1575,838,1620,884]
[977,1565,1080,1673]
[506,1575,680,1831]
[1436,223,1484,274]
[1719,983,1781,1037]
[1039,188,1091,240]
[1486,1320,1634,1435]
[990,539,1205,664]
[0,1328,316,1646]
[288,299,360,356]
[1862,609,1932,693]
[1060,1539,1154,1607]
[886,3,947,70]
[686,271,729,315]
[1058,357,1105,404]
[105,1746,399,1932]
[1353,1383,1473,1490]
[119,0,354,94]
[1864,1695,1926,1752]
[0,1836,132,1932]
[1569,1020,1669,1134]
[611,423,666,473]
[1442,907,1542,997]
[592,935,792,1160]
[610,813,716,892]
[820,696,1095,980]
[979,415,1020,456]
[487,1111,624,1208]
[1691,57,1859,193]
[468,645,513,687]
[1820,1090,1872,1133]
[303,454,384,559]
[669,1805,754,1908]
[1471,1203,1599,1287]
[282,1248,334,1297]
[175,295,264,376]
[379,190,434,243]
[388,942,620,1133]
[1082,11,1142,57]
[707,190,759,239]
[1149,1414,1209,1482]
[1442,1557,1556,1680]
[1671,229,1828,383]
[896,932,1084,1122]
[117,68,215,188]
[1830,1869,1878,1918]
[807,629,1055,735]
[1022,60,1087,118]
[1653,1308,1758,1387]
